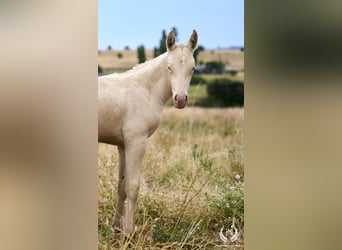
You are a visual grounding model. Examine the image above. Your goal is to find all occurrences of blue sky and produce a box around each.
[98,0,244,50]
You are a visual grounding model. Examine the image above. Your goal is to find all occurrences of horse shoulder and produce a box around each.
[122,95,161,140]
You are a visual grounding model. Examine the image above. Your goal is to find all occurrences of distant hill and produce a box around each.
[196,49,244,72]
[98,49,244,74]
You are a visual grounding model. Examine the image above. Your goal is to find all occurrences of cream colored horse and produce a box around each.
[98,30,198,236]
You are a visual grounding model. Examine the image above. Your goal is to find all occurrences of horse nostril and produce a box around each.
[174,94,187,103]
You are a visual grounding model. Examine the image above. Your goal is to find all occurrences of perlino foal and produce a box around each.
[98,30,198,236]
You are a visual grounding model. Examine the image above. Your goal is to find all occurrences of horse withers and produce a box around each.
[98,30,198,237]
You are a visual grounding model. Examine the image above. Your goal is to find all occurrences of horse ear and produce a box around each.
[166,30,176,51]
[187,29,198,51]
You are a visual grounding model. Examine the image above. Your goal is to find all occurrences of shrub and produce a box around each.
[229,70,238,76]
[190,74,207,85]
[98,65,103,74]
[207,79,244,107]
[203,61,225,74]
[117,52,123,58]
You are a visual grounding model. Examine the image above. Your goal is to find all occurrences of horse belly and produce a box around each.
[98,101,124,145]
[98,134,123,145]
[98,118,124,145]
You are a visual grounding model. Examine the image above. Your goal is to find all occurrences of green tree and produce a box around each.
[194,45,204,65]
[153,46,159,58]
[171,27,179,42]
[137,45,146,64]
[159,30,167,55]
[154,27,179,57]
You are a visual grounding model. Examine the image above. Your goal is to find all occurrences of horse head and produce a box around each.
[166,30,198,109]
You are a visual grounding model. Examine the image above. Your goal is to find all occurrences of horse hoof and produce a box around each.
[122,228,139,246]
[122,234,135,248]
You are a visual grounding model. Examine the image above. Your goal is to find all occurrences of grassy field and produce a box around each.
[198,73,244,83]
[98,49,244,74]
[98,107,244,249]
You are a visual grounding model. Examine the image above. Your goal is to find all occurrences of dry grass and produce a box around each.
[199,73,245,83]
[98,49,155,73]
[197,49,244,71]
[98,107,244,249]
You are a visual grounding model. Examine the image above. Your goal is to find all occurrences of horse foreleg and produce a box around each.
[113,145,126,229]
[123,136,147,236]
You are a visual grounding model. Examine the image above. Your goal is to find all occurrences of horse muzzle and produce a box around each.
[173,94,188,109]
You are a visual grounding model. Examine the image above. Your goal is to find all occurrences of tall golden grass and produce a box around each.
[98,107,244,249]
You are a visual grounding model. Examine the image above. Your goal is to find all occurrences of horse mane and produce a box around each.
[127,52,167,73]
[125,43,189,74]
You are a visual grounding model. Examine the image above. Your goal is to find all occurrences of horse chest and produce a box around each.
[122,90,162,138]
[147,117,160,137]
[126,110,160,138]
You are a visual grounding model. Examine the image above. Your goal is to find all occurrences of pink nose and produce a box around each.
[174,94,188,109]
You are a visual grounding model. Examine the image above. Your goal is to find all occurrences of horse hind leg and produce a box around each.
[113,145,126,230]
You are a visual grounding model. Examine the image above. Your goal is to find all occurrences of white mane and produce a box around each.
[125,52,167,75]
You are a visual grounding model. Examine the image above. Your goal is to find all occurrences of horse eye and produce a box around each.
[167,65,172,72]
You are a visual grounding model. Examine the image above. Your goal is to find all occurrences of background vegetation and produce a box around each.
[137,45,146,64]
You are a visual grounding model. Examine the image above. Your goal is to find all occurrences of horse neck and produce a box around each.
[131,53,171,107]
